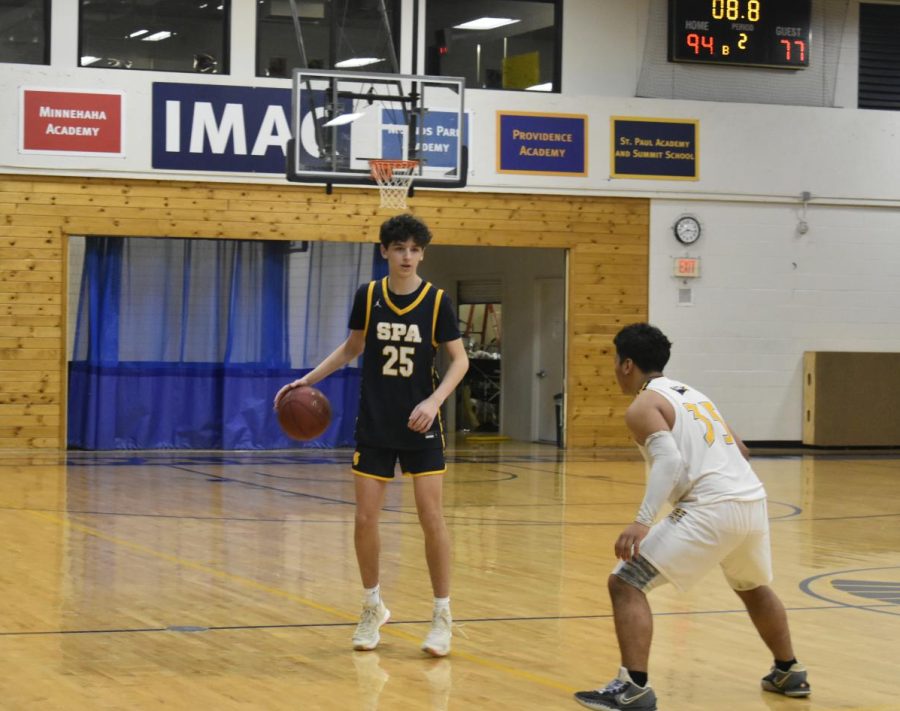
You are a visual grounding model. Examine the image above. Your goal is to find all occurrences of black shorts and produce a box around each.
[352,445,446,480]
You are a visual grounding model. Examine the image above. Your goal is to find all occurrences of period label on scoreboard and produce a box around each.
[611,117,698,181]
[669,0,811,69]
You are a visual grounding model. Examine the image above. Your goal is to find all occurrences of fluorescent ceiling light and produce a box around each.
[453,17,520,31]
[526,82,552,92]
[128,29,149,38]
[142,30,174,42]
[334,57,384,68]
[322,112,365,127]
[80,56,101,65]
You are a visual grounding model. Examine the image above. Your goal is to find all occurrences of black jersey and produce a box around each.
[348,278,460,450]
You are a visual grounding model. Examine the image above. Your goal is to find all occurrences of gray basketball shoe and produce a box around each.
[574,667,658,710]
[761,662,811,697]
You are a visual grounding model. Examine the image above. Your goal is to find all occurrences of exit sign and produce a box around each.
[674,257,700,277]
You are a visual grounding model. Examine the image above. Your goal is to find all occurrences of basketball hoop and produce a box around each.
[369,159,419,210]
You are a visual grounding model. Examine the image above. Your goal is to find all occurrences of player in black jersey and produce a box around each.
[275,214,469,657]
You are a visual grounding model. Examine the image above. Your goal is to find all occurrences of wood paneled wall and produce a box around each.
[0,175,648,449]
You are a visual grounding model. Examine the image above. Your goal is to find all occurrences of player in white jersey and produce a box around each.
[574,323,809,711]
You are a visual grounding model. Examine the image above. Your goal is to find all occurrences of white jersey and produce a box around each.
[638,376,766,507]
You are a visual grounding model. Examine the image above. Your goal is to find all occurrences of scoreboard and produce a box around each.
[669,0,811,69]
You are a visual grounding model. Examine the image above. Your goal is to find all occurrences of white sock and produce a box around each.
[364,584,381,607]
[433,596,450,612]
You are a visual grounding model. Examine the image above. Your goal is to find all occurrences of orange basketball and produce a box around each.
[277,386,332,441]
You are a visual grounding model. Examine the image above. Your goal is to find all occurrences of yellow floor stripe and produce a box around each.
[28,509,573,693]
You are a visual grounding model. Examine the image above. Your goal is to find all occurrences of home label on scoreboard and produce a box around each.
[669,0,811,69]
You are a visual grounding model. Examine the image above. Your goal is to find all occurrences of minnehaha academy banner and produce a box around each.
[20,88,125,156]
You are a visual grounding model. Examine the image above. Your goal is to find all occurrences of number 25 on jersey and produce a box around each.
[376,321,422,378]
[382,345,414,377]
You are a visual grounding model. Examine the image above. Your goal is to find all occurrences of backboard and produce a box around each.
[286,69,467,188]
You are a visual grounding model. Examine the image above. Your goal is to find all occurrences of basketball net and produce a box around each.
[369,159,419,210]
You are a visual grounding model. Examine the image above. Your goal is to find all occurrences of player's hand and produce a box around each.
[408,396,440,433]
[273,378,309,410]
[615,522,650,562]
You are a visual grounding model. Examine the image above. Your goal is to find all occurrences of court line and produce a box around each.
[247,469,518,484]
[25,508,574,693]
[12,513,894,708]
[9,502,896,527]
[85,462,819,527]
[52,449,900,471]
[0,601,860,638]
[800,565,900,617]
[167,464,359,504]
[61,452,636,467]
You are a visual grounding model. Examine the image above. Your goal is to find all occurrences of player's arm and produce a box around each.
[408,338,469,433]
[615,393,685,561]
[274,330,365,408]
[727,425,751,460]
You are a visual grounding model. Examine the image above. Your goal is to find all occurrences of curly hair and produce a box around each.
[379,214,433,248]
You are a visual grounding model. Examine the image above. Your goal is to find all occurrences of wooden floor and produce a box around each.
[0,440,898,710]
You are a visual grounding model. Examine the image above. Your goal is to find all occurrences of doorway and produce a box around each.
[456,282,502,433]
[419,246,566,443]
[533,277,565,444]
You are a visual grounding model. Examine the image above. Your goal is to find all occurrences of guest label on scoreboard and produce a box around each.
[611,117,698,180]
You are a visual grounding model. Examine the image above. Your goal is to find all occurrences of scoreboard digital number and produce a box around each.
[669,0,811,69]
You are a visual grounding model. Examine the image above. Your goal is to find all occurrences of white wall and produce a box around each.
[561,0,650,97]
[651,201,900,440]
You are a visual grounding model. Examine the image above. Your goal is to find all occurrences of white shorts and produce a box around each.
[615,498,773,592]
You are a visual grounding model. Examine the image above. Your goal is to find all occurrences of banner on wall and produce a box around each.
[382,108,468,169]
[154,82,471,176]
[497,111,587,176]
[20,88,125,156]
[152,82,293,173]
[610,116,698,180]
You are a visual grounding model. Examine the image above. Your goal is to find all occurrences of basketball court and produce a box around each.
[3,2,900,710]
[1,441,897,709]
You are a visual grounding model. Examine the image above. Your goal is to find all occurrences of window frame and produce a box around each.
[0,0,51,66]
[76,0,232,75]
[422,0,563,93]
[254,0,402,79]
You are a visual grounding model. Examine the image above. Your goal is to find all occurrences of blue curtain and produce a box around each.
[68,237,367,450]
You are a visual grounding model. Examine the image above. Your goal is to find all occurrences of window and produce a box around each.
[256,0,400,78]
[859,3,900,110]
[425,0,561,92]
[79,0,229,73]
[0,0,49,65]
